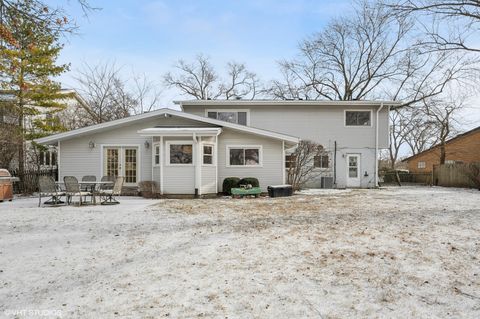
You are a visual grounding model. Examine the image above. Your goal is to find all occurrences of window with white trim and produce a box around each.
[417,161,426,169]
[313,154,329,168]
[285,155,296,168]
[154,144,160,166]
[345,111,371,126]
[39,150,57,167]
[203,144,214,165]
[207,110,248,125]
[227,146,261,166]
[168,143,193,165]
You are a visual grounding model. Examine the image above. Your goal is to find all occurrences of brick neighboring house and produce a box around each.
[403,126,480,173]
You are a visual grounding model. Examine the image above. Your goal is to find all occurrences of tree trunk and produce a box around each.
[439,143,446,164]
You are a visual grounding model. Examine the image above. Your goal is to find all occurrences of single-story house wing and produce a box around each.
[35,108,299,195]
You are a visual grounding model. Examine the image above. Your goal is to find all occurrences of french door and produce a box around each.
[103,146,138,185]
[346,154,361,188]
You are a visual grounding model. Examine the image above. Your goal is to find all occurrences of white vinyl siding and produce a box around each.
[218,129,283,192]
[58,116,216,186]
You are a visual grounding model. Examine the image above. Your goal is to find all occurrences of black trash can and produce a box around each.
[267,184,293,197]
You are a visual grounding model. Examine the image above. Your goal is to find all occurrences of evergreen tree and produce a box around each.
[0,0,70,188]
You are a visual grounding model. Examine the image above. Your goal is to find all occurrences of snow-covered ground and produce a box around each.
[0,187,479,318]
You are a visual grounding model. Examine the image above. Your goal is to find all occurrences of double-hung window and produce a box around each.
[153,144,160,166]
[285,155,296,168]
[207,110,248,125]
[227,145,262,166]
[314,154,329,168]
[203,144,214,165]
[345,110,371,126]
[417,161,426,169]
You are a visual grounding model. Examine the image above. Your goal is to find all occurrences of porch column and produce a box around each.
[193,133,202,196]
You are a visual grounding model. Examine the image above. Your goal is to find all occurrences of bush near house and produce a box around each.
[222,177,241,195]
[239,177,259,188]
[138,181,159,198]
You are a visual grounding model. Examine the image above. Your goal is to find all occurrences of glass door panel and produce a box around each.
[124,148,137,184]
[104,148,120,178]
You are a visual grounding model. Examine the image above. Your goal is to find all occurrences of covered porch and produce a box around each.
[137,127,222,195]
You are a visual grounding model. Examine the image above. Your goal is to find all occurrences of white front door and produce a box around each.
[346,154,361,188]
[103,146,139,186]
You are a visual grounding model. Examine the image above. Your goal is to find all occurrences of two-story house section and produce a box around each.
[36,100,399,195]
[177,100,398,189]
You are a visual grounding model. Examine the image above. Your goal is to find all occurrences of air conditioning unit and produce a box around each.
[321,176,334,189]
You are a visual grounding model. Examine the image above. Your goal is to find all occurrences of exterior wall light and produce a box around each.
[88,141,95,149]
[144,141,150,149]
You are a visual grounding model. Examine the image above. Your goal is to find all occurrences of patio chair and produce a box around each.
[82,175,96,201]
[81,175,96,191]
[100,175,115,190]
[64,176,92,206]
[99,176,124,205]
[38,176,65,207]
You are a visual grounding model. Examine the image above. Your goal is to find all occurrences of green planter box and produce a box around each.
[231,187,262,198]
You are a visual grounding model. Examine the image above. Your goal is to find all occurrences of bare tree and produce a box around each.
[404,108,439,155]
[74,62,161,127]
[388,108,412,170]
[75,62,128,124]
[421,96,464,164]
[387,0,480,52]
[269,1,475,107]
[132,73,162,113]
[286,140,324,190]
[164,55,261,100]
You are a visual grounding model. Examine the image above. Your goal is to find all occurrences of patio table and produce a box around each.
[55,181,113,205]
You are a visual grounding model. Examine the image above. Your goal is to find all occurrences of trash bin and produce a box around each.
[267,184,293,197]
[0,169,15,202]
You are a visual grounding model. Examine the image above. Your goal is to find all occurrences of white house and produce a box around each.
[35,100,399,194]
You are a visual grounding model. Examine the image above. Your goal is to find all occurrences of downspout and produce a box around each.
[375,103,385,187]
[160,136,164,195]
[333,141,337,187]
[193,133,201,197]
[282,141,286,184]
[214,131,220,194]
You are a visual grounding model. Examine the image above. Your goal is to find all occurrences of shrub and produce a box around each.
[239,177,259,188]
[222,177,240,195]
[138,181,159,198]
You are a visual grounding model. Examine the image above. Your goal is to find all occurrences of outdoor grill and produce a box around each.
[0,169,18,202]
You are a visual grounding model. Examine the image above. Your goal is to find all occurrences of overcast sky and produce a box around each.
[51,0,479,129]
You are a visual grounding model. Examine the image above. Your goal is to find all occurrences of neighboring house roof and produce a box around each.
[35,108,300,145]
[175,99,402,109]
[402,126,480,162]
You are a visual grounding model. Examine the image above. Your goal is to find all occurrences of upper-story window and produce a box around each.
[206,109,249,125]
[345,110,371,126]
